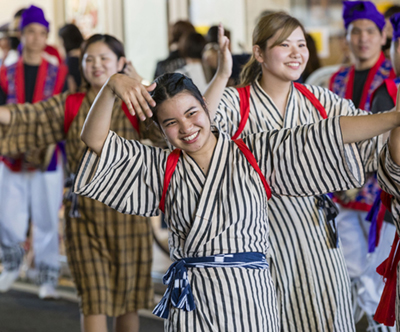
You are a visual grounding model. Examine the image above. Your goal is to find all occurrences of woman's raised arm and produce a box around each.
[203,24,232,120]
[81,74,156,155]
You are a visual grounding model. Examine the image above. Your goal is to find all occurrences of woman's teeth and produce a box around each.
[287,62,300,67]
[183,131,199,141]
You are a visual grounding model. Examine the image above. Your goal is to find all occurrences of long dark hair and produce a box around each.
[59,24,84,53]
[80,34,125,88]
[150,73,209,127]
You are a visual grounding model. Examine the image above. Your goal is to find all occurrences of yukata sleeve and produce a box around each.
[0,92,67,155]
[244,116,365,197]
[377,143,400,198]
[213,87,241,135]
[73,130,167,217]
[377,144,400,229]
[310,85,383,173]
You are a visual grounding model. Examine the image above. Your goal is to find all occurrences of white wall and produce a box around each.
[123,0,168,81]
[190,0,246,54]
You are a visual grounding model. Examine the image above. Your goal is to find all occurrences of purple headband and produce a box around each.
[20,5,49,31]
[391,12,400,40]
[343,1,385,31]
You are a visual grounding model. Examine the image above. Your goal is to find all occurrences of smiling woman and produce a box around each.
[0,34,163,332]
[76,71,400,331]
[200,11,398,332]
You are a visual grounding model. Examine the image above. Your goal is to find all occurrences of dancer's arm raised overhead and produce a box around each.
[203,24,232,120]
[81,74,156,155]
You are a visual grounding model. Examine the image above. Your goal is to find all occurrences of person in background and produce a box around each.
[299,33,321,82]
[154,20,195,79]
[0,5,67,299]
[0,23,11,66]
[0,33,162,332]
[329,2,396,330]
[1,9,24,68]
[383,5,400,58]
[58,23,84,93]
[175,32,207,93]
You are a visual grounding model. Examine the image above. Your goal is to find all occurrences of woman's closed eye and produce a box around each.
[165,120,176,127]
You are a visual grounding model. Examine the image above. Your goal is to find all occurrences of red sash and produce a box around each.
[376,79,398,105]
[0,57,68,172]
[232,83,328,139]
[14,58,67,103]
[374,192,399,327]
[0,57,67,103]
[64,93,140,135]
[158,139,272,213]
[329,52,396,110]
[232,86,251,139]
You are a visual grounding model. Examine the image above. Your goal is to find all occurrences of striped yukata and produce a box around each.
[214,81,382,332]
[378,144,400,332]
[73,117,364,332]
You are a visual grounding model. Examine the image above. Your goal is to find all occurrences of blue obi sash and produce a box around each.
[153,252,269,319]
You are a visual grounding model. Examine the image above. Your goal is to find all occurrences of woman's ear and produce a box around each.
[117,56,126,72]
[253,45,264,63]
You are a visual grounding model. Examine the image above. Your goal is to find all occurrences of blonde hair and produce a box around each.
[240,12,306,86]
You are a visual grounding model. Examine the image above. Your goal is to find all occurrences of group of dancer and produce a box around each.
[1,1,400,332]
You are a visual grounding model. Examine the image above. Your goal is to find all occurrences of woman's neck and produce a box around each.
[186,131,217,175]
[259,73,292,116]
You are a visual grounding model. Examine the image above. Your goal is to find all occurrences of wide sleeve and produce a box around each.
[73,131,167,217]
[0,92,68,155]
[244,116,364,197]
[308,85,383,173]
[213,87,241,136]
[377,143,400,197]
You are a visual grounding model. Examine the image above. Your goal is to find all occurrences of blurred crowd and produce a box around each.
[2,2,400,332]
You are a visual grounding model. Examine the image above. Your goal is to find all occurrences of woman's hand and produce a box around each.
[107,73,156,121]
[123,59,143,82]
[216,24,232,80]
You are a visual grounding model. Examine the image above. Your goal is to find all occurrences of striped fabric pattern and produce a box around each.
[214,81,381,332]
[74,117,363,331]
[377,144,400,332]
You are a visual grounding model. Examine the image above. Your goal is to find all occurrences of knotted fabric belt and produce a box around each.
[153,252,269,319]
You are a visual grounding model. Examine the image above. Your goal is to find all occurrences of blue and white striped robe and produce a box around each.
[74,118,364,332]
[215,81,382,332]
[378,143,400,332]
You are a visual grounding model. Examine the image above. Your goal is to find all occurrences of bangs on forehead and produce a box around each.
[269,21,305,48]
